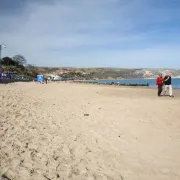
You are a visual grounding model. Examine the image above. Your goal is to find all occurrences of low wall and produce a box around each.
[0,79,31,84]
[72,80,149,87]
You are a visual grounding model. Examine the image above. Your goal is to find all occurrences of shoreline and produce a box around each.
[1,79,180,90]
[70,80,180,90]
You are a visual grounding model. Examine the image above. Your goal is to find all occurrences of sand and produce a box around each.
[0,82,180,180]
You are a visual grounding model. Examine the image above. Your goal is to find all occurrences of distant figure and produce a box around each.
[156,74,163,96]
[163,73,174,97]
[45,78,48,84]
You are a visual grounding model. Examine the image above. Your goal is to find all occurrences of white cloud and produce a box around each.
[0,0,180,67]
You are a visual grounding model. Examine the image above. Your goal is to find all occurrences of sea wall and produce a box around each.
[73,80,149,87]
[0,79,31,84]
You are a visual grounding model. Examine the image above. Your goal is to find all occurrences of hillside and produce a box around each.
[36,67,180,79]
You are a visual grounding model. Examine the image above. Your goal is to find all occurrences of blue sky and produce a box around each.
[0,0,180,68]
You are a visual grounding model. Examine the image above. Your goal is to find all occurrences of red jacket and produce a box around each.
[156,77,163,85]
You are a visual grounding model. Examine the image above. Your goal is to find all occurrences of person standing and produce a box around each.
[156,74,164,96]
[163,73,174,97]
[45,77,48,84]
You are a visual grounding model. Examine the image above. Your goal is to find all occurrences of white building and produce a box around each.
[47,74,62,80]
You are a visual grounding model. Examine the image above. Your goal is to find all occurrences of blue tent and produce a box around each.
[37,75,44,82]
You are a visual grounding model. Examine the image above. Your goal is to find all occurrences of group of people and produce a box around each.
[156,73,174,97]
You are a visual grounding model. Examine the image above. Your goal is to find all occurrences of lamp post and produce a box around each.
[0,43,6,67]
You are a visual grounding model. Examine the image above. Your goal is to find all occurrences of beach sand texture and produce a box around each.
[1,82,180,180]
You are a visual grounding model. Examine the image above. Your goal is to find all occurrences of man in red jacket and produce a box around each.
[156,74,164,96]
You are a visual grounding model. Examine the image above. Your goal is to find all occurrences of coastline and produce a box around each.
[1,78,180,89]
[71,80,180,90]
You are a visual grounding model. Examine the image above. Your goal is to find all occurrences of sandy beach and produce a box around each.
[1,82,180,180]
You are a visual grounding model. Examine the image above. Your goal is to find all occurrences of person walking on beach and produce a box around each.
[163,73,174,97]
[45,77,48,84]
[156,74,164,96]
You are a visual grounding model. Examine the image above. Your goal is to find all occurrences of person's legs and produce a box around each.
[169,85,173,96]
[163,85,168,96]
[166,85,171,95]
[158,85,162,96]
[160,85,163,95]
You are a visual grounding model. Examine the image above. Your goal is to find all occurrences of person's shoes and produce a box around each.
[169,95,174,97]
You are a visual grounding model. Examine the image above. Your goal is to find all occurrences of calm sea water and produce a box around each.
[89,78,180,89]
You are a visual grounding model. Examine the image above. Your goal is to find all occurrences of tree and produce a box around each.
[12,54,27,66]
[1,57,15,66]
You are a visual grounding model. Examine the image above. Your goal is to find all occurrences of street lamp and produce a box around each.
[0,43,6,67]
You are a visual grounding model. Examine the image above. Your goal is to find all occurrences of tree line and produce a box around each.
[0,55,38,78]
[1,55,26,66]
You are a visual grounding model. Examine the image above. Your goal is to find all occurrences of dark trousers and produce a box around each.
[158,85,163,96]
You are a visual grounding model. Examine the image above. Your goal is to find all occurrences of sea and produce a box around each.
[88,78,180,89]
